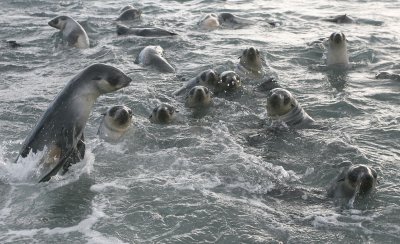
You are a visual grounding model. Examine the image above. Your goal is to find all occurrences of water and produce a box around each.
[1,0,399,243]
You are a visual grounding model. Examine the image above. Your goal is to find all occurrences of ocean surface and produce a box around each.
[1,0,399,243]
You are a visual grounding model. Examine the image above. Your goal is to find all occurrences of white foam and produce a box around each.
[90,180,129,192]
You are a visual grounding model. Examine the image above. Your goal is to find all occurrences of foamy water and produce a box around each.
[0,0,399,243]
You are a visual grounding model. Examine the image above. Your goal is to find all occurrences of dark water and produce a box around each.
[0,0,399,243]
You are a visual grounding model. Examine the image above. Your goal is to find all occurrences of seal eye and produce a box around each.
[108,76,120,86]
[221,76,227,83]
[60,16,67,21]
[93,76,102,81]
[283,96,291,105]
[200,72,207,81]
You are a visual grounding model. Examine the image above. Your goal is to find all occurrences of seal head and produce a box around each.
[149,104,176,124]
[98,105,133,141]
[326,32,349,67]
[215,71,241,93]
[238,47,263,75]
[186,86,212,108]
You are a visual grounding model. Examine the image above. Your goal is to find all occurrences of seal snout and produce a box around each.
[157,107,172,122]
[269,93,283,108]
[346,165,377,194]
[114,108,132,125]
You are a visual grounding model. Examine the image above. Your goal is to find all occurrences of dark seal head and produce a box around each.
[149,104,176,124]
[16,63,132,182]
[328,164,378,199]
[117,5,142,21]
[186,86,212,108]
[239,47,263,73]
[216,71,241,93]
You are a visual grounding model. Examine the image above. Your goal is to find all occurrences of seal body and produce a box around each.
[135,46,175,73]
[173,69,220,96]
[117,5,142,21]
[236,47,264,77]
[327,164,378,199]
[185,86,212,108]
[323,14,355,24]
[98,105,133,141]
[326,32,349,68]
[218,13,253,25]
[48,16,90,49]
[266,88,314,128]
[199,14,220,29]
[375,71,400,81]
[116,24,177,37]
[16,64,132,182]
[149,104,176,124]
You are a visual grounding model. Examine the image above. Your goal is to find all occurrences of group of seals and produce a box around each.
[16,64,132,182]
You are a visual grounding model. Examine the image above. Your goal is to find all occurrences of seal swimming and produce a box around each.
[198,13,253,29]
[98,105,133,141]
[198,14,220,29]
[266,88,314,128]
[236,47,264,77]
[149,104,177,124]
[326,32,350,68]
[116,24,177,37]
[135,46,175,73]
[16,64,132,182]
[116,5,142,21]
[48,16,90,49]
[327,164,378,199]
[185,86,213,108]
[173,69,220,96]
[215,71,242,94]
[323,14,355,24]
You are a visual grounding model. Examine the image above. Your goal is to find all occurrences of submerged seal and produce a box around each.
[236,47,264,76]
[218,13,253,25]
[198,14,220,29]
[116,5,142,21]
[149,104,177,124]
[116,24,177,37]
[173,69,220,96]
[327,164,378,199]
[323,14,355,24]
[326,32,349,68]
[266,88,314,128]
[98,105,133,141]
[16,64,132,182]
[48,16,90,49]
[375,71,400,81]
[135,46,175,73]
[185,86,212,108]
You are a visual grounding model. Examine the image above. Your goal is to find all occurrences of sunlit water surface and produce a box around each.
[0,0,399,243]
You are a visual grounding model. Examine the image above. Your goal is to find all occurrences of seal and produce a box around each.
[323,14,355,24]
[266,88,314,128]
[236,47,264,77]
[48,15,90,49]
[215,71,242,93]
[135,46,175,73]
[198,14,220,29]
[327,164,378,199]
[185,86,212,108]
[98,105,133,141]
[218,13,253,25]
[116,24,177,37]
[173,69,220,96]
[116,5,142,21]
[149,103,176,124]
[326,32,350,68]
[375,71,400,81]
[15,64,132,182]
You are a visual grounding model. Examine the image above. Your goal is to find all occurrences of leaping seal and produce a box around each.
[327,164,378,199]
[185,86,212,108]
[116,5,142,21]
[149,104,177,124]
[266,88,314,128]
[16,64,132,182]
[48,16,90,49]
[173,69,220,96]
[135,46,175,73]
[236,47,264,77]
[116,24,177,37]
[326,32,350,68]
[98,105,133,141]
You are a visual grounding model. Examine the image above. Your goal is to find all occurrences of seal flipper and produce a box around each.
[38,127,84,183]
